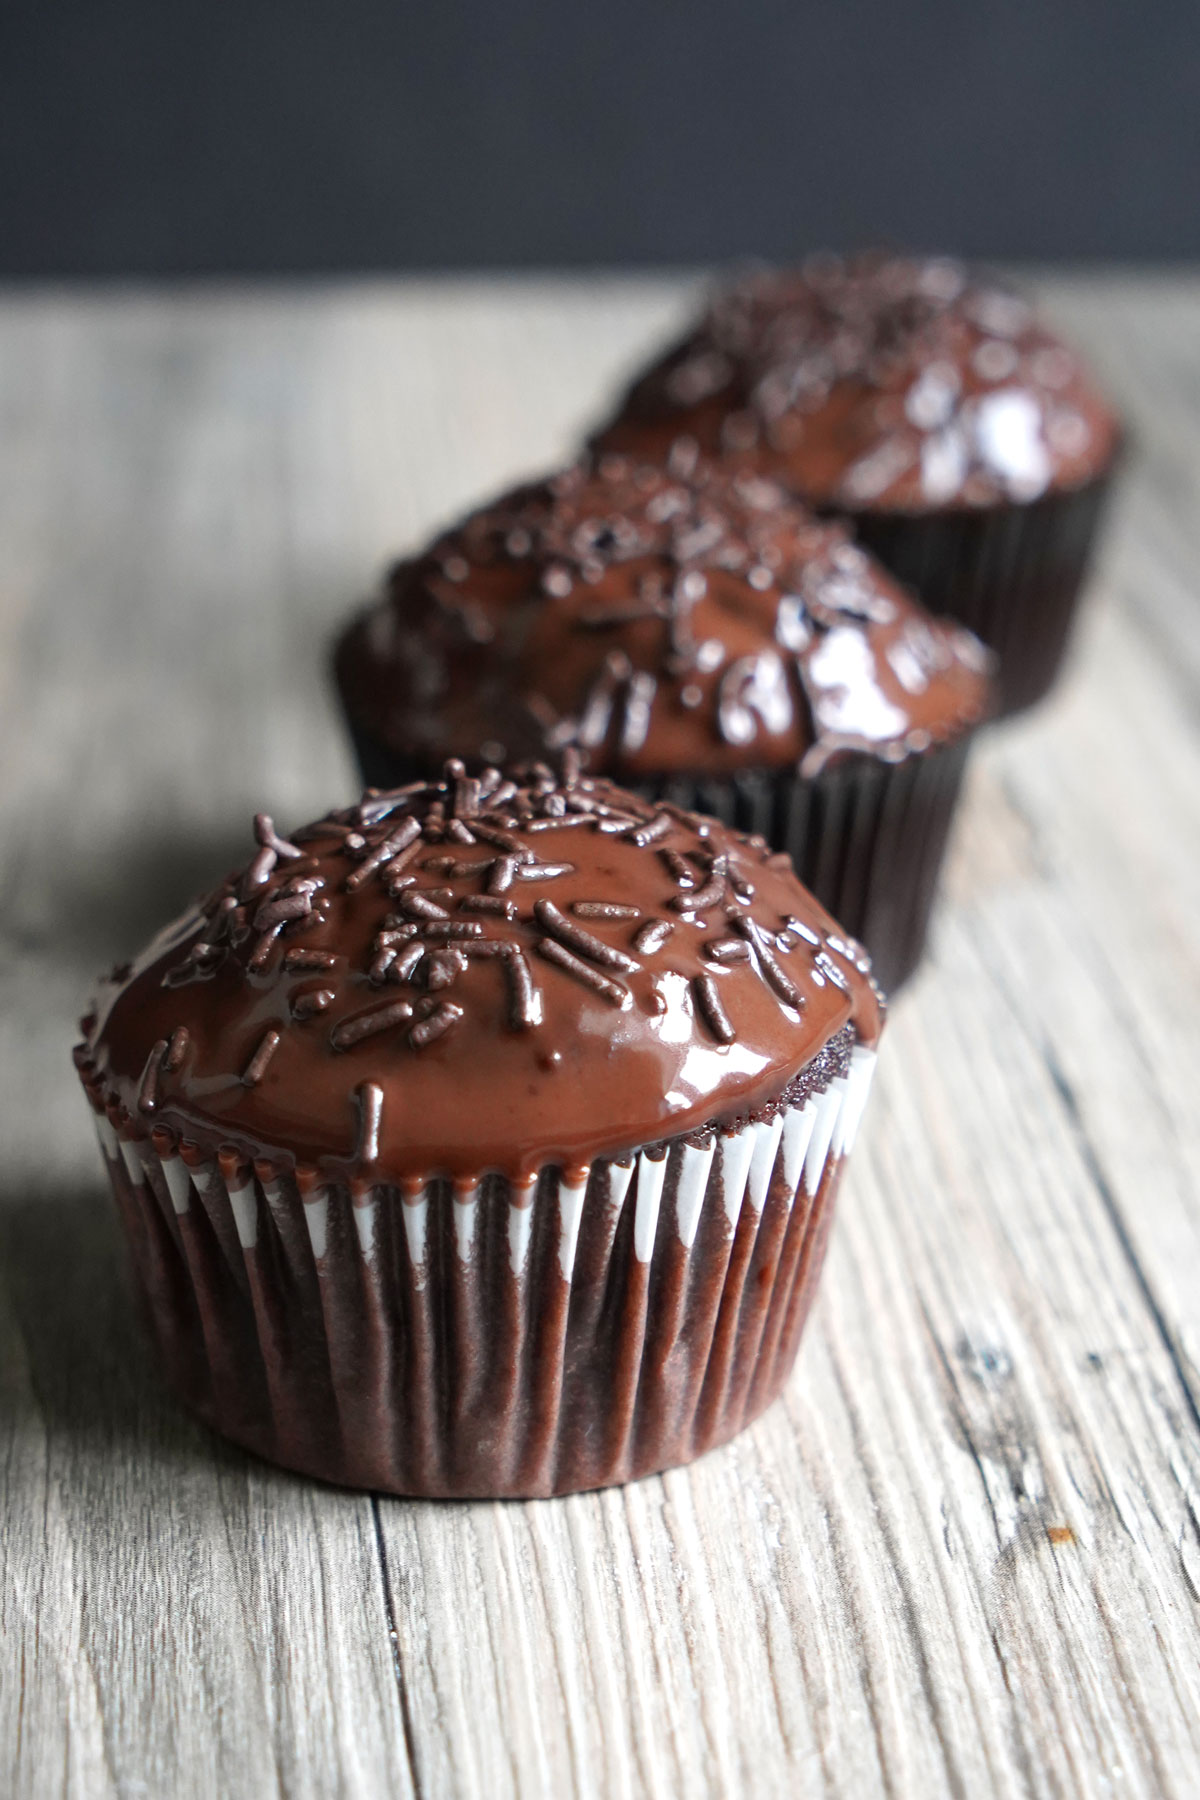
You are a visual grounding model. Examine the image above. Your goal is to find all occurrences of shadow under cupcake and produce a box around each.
[592,252,1122,717]
[333,455,990,995]
[74,763,883,1498]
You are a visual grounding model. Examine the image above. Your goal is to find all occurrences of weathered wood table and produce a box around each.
[2,274,1199,1799]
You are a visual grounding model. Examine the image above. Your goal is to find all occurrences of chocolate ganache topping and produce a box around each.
[334,455,989,779]
[76,764,883,1183]
[593,253,1121,512]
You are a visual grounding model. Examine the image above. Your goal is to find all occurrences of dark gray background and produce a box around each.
[2,0,1196,275]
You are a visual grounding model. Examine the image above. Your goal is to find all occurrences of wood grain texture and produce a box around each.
[1,274,1199,1799]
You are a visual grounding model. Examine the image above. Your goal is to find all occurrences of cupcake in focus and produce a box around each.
[75,762,883,1498]
[334,455,989,992]
[593,252,1121,715]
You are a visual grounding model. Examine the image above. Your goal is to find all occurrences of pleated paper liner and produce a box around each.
[843,471,1116,717]
[344,722,972,996]
[81,1043,876,1499]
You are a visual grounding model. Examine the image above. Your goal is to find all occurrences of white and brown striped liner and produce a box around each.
[85,1047,875,1498]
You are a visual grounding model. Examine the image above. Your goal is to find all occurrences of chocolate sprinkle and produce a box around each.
[503,947,543,1030]
[526,814,591,832]
[163,1026,190,1072]
[536,937,631,1009]
[356,783,426,825]
[410,1001,464,1049]
[693,974,736,1044]
[356,1081,384,1162]
[247,927,282,973]
[534,899,640,974]
[254,890,322,933]
[572,901,639,921]
[814,949,851,992]
[732,915,803,1009]
[344,816,422,890]
[283,948,337,972]
[254,813,303,860]
[242,1027,282,1086]
[487,855,519,895]
[137,1040,168,1112]
[460,894,517,918]
[398,890,451,922]
[473,824,528,857]
[670,855,728,912]
[292,988,335,1020]
[369,948,398,984]
[660,848,698,889]
[633,919,674,955]
[703,936,752,964]
[424,950,465,990]
[627,812,671,848]
[426,856,493,878]
[392,942,425,983]
[514,860,576,881]
[331,1000,415,1050]
[243,844,278,895]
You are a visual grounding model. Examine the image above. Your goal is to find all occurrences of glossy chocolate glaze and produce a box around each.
[593,252,1121,513]
[334,455,989,781]
[77,765,882,1185]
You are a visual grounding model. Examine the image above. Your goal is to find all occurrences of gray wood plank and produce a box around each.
[0,297,416,1799]
[1,276,1199,1799]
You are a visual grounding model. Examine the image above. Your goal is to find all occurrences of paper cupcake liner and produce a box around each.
[344,723,970,997]
[82,1046,875,1498]
[844,471,1116,717]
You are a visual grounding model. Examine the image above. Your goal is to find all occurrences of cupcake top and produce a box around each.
[75,764,882,1184]
[335,455,989,781]
[593,252,1121,512]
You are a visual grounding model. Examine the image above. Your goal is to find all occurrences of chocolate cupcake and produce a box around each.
[593,253,1121,715]
[74,764,882,1498]
[334,456,989,992]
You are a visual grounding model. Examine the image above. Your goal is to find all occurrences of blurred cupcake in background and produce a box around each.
[592,252,1122,715]
[75,763,884,1498]
[334,455,990,992]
